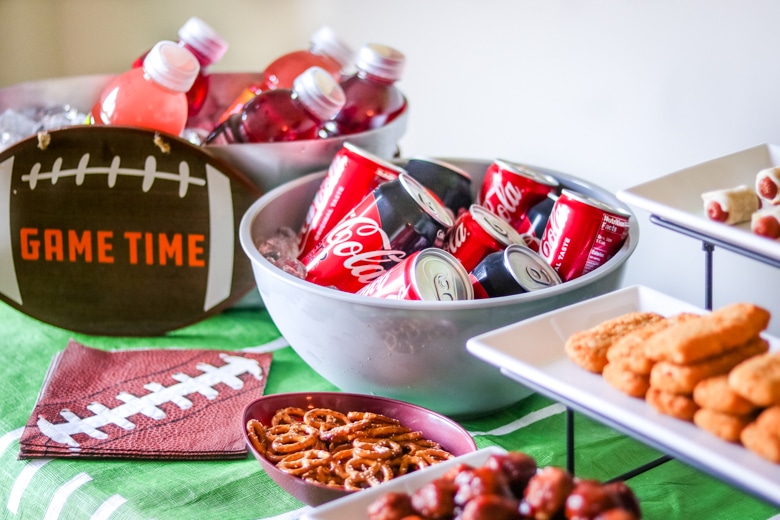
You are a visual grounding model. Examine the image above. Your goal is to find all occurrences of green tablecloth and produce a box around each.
[1,302,778,520]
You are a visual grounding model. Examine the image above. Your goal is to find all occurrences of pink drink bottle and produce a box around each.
[90,40,200,136]
[204,66,345,144]
[132,17,228,120]
[331,43,406,135]
[217,26,353,124]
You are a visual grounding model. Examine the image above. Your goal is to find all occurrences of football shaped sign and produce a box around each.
[0,126,263,336]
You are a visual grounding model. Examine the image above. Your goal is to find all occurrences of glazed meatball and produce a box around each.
[565,479,619,519]
[460,494,524,520]
[486,452,538,498]
[367,492,417,520]
[410,479,458,519]
[454,465,513,507]
[519,466,575,519]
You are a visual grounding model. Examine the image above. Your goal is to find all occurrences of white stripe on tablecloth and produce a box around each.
[90,494,127,520]
[7,458,51,514]
[467,403,566,436]
[0,427,23,454]
[242,337,290,353]
[259,506,311,520]
[43,472,92,520]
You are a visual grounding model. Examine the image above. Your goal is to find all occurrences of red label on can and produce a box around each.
[513,217,541,252]
[303,198,408,293]
[443,205,523,272]
[302,174,453,293]
[539,190,630,282]
[356,250,423,299]
[468,273,491,299]
[478,160,558,230]
[298,143,403,258]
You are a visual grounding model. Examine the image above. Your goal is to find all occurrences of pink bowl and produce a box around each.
[242,391,477,506]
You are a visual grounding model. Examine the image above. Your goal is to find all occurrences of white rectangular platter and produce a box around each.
[300,447,507,520]
[617,143,780,262]
[466,285,780,507]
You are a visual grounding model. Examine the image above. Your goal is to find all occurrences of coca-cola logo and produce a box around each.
[326,216,406,284]
[540,202,570,259]
[444,221,468,254]
[483,175,524,222]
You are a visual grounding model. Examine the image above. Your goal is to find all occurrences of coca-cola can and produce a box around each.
[539,189,631,282]
[298,142,406,258]
[404,157,473,217]
[302,173,454,293]
[356,248,473,301]
[478,159,560,230]
[442,204,526,272]
[469,244,562,299]
[515,193,558,252]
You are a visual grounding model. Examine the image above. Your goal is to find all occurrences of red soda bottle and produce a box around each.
[217,26,353,124]
[90,40,200,136]
[204,66,345,144]
[331,43,407,135]
[132,17,228,120]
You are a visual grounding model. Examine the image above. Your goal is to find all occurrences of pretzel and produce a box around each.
[246,419,268,453]
[276,449,332,476]
[347,411,400,425]
[270,425,318,454]
[345,457,395,489]
[304,408,350,431]
[353,438,403,460]
[271,407,306,426]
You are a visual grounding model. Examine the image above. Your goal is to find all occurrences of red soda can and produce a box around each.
[302,173,453,293]
[514,193,558,252]
[469,244,561,299]
[404,157,473,217]
[478,159,559,230]
[539,189,631,282]
[442,204,526,272]
[356,248,473,301]
[298,142,406,258]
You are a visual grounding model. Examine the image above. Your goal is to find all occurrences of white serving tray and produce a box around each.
[617,143,780,262]
[300,447,507,520]
[466,285,780,507]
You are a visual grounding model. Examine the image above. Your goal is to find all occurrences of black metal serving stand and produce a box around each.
[564,213,780,483]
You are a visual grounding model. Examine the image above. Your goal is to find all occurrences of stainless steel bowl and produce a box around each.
[239,159,639,417]
[0,73,408,193]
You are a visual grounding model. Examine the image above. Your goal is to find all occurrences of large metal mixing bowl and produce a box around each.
[239,159,639,417]
[0,73,408,193]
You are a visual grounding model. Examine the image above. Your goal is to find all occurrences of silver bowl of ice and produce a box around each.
[239,158,639,417]
[0,73,407,193]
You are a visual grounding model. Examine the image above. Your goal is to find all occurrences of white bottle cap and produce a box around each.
[310,26,354,69]
[178,16,229,64]
[293,66,346,121]
[355,43,405,82]
[143,40,201,92]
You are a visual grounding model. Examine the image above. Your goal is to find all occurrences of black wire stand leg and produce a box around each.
[703,241,714,311]
[565,407,671,481]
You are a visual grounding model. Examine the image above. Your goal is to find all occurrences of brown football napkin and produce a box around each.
[19,339,273,460]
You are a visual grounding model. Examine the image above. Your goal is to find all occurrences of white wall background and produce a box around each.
[2,0,779,333]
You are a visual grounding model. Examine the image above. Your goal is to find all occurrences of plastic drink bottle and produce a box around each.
[217,26,353,123]
[132,17,228,119]
[90,40,200,136]
[331,43,406,135]
[204,66,345,144]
